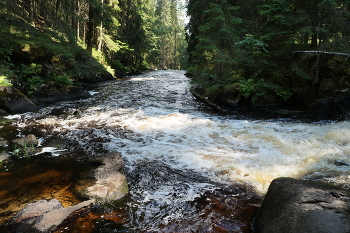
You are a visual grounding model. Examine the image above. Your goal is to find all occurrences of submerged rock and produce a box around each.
[76,152,128,202]
[253,178,350,233]
[0,87,38,114]
[11,199,94,233]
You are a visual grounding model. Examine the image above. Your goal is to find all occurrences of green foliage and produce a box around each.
[0,76,12,86]
[187,0,350,107]
[16,63,42,80]
[11,143,35,159]
[27,75,44,93]
[238,78,291,103]
[50,74,73,86]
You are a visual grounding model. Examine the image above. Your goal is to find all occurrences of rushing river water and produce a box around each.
[1,70,350,232]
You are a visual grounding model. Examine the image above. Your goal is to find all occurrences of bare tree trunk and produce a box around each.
[311,26,318,47]
[55,0,61,22]
[86,4,95,53]
[76,0,80,40]
[24,0,33,22]
[97,0,104,52]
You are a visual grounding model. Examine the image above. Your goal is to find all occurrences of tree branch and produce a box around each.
[293,51,350,57]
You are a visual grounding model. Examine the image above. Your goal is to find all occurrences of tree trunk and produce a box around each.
[56,0,61,21]
[24,0,33,22]
[97,0,104,52]
[86,4,95,54]
[311,26,318,47]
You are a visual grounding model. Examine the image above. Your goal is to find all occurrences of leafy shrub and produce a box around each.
[0,75,12,86]
[112,59,131,75]
[238,78,291,103]
[50,74,72,86]
[16,63,42,80]
[51,74,73,86]
[27,75,45,93]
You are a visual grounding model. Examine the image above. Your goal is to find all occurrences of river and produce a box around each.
[1,70,350,232]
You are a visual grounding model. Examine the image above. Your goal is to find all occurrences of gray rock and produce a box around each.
[12,134,39,147]
[331,92,350,120]
[30,83,91,106]
[0,108,8,116]
[0,139,8,147]
[0,87,38,113]
[11,199,94,233]
[308,99,332,121]
[77,152,128,202]
[12,199,63,224]
[253,178,350,233]
[0,152,11,162]
[32,200,94,232]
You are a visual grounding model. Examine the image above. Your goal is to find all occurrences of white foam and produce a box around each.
[4,114,21,119]
[12,71,350,194]
[35,147,67,157]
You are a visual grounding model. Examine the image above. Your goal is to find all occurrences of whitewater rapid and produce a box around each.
[13,70,350,195]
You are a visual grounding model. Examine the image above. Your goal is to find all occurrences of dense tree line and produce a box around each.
[187,0,350,108]
[0,0,187,94]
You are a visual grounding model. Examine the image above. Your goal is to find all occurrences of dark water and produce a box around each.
[1,70,349,232]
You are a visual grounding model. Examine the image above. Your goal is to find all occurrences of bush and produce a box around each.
[27,75,45,93]
[0,75,12,86]
[50,74,72,86]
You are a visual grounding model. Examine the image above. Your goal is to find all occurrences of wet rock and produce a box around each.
[76,152,128,202]
[0,87,38,113]
[308,92,350,121]
[11,199,94,233]
[29,82,91,106]
[49,108,67,116]
[12,134,39,147]
[12,199,63,224]
[0,109,8,116]
[331,92,350,120]
[0,137,8,147]
[0,152,11,162]
[308,99,332,121]
[253,178,350,233]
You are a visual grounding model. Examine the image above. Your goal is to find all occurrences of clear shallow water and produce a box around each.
[3,70,350,232]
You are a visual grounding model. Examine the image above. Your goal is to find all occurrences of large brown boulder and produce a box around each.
[0,87,38,113]
[253,178,350,233]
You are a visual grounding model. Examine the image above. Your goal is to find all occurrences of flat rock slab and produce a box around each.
[11,199,94,233]
[254,178,350,233]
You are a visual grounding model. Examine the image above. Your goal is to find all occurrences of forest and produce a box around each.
[187,0,350,113]
[1,0,350,115]
[0,0,187,99]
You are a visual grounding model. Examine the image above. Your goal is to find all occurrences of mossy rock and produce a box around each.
[0,86,37,113]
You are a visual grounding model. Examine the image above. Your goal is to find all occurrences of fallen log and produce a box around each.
[190,89,223,112]
[293,50,350,57]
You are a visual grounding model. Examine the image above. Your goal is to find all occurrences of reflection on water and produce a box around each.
[1,70,350,232]
[0,156,95,227]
